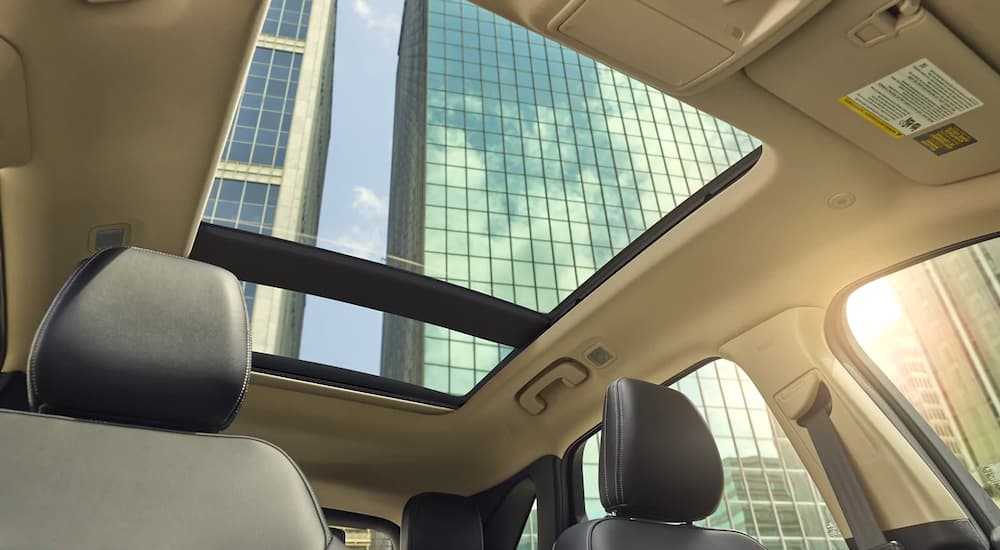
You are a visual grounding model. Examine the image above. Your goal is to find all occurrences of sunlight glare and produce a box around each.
[846,278,902,345]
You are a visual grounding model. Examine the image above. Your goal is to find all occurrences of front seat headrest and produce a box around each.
[402,492,483,550]
[28,247,250,433]
[600,378,723,523]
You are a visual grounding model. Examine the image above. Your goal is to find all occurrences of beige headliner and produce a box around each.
[1,0,998,529]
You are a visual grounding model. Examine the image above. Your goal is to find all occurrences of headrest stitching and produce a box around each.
[614,380,624,508]
[597,421,607,510]
[219,270,252,431]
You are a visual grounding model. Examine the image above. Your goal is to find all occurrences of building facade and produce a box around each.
[381,1,847,549]
[203,0,337,357]
[858,239,1000,505]
[382,0,758,390]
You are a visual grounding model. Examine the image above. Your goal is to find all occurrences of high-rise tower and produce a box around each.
[203,0,337,357]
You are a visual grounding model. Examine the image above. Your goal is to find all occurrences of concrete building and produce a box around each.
[203,0,337,357]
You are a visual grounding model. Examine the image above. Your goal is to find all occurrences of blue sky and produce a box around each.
[298,0,405,374]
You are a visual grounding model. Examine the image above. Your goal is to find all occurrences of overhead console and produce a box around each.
[746,0,1000,184]
[547,0,832,95]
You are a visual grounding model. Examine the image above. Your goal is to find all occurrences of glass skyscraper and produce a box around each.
[203,0,337,357]
[382,0,757,392]
[380,1,845,549]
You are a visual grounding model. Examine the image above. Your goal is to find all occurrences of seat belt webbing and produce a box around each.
[797,383,901,550]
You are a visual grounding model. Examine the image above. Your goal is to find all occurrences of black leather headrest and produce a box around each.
[28,247,250,433]
[402,493,483,550]
[600,378,723,523]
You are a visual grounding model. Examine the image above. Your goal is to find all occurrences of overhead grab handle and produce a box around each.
[516,360,589,415]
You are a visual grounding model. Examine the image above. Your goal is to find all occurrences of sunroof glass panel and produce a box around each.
[245,284,513,396]
[203,0,760,314]
[203,0,760,398]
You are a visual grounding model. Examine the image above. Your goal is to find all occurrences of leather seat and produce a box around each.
[0,247,344,549]
[555,378,766,550]
[401,492,483,550]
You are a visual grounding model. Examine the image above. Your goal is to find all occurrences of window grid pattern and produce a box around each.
[422,324,513,393]
[422,0,759,313]
[262,0,313,40]
[581,360,847,550]
[203,178,281,317]
[416,0,758,394]
[203,178,280,233]
[221,47,303,167]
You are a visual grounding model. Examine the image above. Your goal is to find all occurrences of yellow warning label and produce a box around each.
[913,124,977,156]
[839,96,903,138]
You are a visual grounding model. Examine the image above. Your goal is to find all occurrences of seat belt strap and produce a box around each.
[797,382,902,550]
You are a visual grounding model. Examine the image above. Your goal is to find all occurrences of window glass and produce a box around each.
[247,285,512,395]
[846,237,1000,506]
[579,359,846,550]
[201,0,758,397]
[329,525,394,550]
[517,499,538,550]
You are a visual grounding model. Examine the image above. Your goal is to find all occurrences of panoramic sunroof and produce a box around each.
[199,0,759,400]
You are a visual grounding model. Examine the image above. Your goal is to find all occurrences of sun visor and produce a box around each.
[0,37,30,167]
[547,0,831,95]
[747,0,1000,184]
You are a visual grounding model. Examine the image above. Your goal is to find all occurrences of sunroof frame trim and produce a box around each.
[191,222,551,347]
[191,146,763,407]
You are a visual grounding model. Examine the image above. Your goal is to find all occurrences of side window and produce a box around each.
[516,499,539,550]
[579,359,847,550]
[845,236,1000,506]
[328,526,395,550]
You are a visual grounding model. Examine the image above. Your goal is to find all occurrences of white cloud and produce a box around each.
[353,0,373,18]
[352,0,400,42]
[350,186,387,218]
[326,225,385,262]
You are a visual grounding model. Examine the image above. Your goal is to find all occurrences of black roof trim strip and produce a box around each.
[252,352,463,408]
[191,223,551,347]
[549,146,763,320]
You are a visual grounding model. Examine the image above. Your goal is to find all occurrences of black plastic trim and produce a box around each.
[473,455,568,550]
[844,519,987,550]
[548,146,762,320]
[477,476,537,550]
[826,232,1000,537]
[322,508,400,549]
[252,352,463,409]
[191,223,550,348]
[0,371,28,411]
